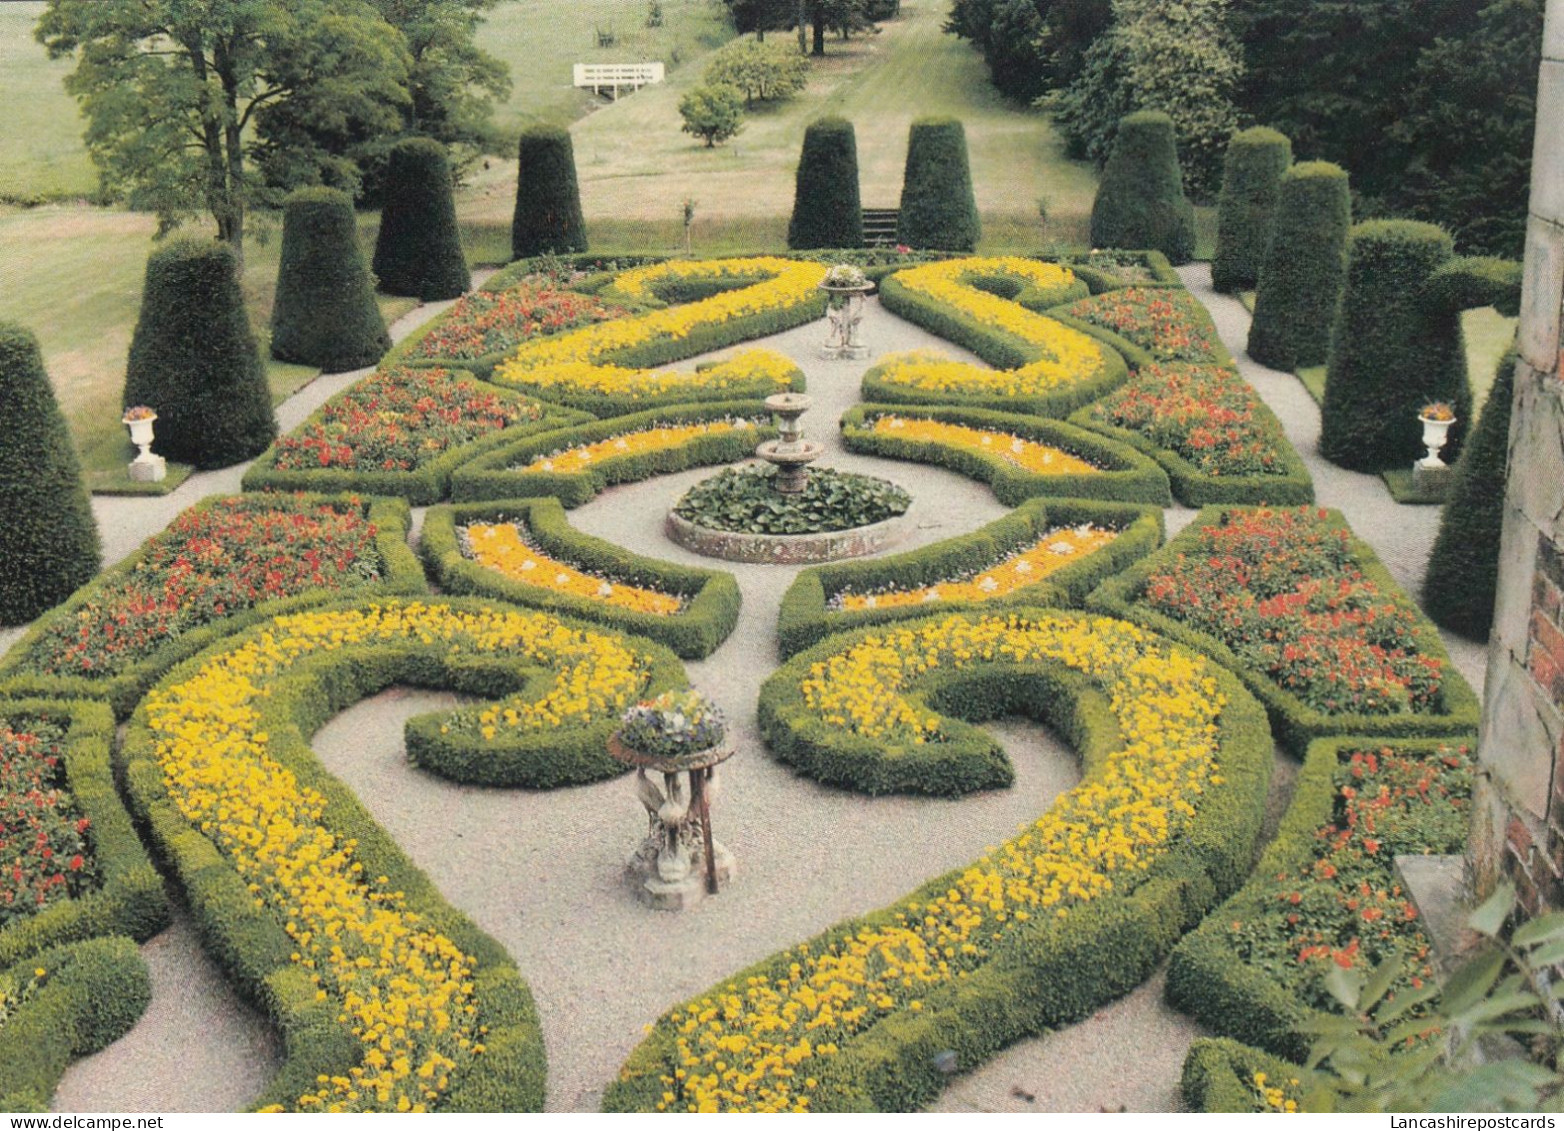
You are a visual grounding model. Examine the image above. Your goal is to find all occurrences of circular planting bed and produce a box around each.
[666,464,912,564]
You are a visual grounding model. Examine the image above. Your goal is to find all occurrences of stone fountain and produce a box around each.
[754,391,823,493]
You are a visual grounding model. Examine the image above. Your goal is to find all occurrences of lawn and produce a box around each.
[0,3,95,203]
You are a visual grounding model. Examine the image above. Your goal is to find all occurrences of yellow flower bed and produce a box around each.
[655,612,1225,1111]
[868,415,1101,475]
[1252,1071,1302,1113]
[492,257,822,401]
[142,601,654,1111]
[835,526,1118,612]
[463,523,683,616]
[876,258,1111,397]
[521,419,756,472]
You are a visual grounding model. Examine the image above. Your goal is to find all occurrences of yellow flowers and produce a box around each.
[835,525,1119,611]
[865,415,1102,476]
[649,611,1226,1111]
[875,258,1112,397]
[1252,1071,1302,1113]
[521,419,756,473]
[143,601,657,1112]
[491,258,820,402]
[462,522,683,616]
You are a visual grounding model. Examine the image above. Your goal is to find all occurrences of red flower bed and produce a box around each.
[1091,363,1289,476]
[0,723,94,929]
[272,367,545,472]
[1062,287,1221,363]
[410,286,628,361]
[27,496,382,678]
[1224,743,1471,1014]
[1142,508,1445,715]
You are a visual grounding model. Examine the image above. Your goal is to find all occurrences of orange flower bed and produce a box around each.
[833,525,1118,611]
[521,419,756,472]
[461,523,683,616]
[870,415,1101,475]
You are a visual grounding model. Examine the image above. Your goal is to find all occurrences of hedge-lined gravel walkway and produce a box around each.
[29,267,1488,1113]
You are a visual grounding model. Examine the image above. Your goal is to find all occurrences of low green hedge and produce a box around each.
[1087,507,1481,752]
[451,401,778,505]
[242,382,589,504]
[1165,733,1475,1063]
[0,699,169,969]
[421,497,741,659]
[839,404,1172,507]
[870,272,1130,418]
[1030,308,1156,370]
[0,937,152,1112]
[480,253,671,294]
[0,495,428,718]
[1181,1037,1306,1113]
[1046,290,1237,371]
[1069,378,1315,506]
[609,611,1273,1109]
[776,497,1163,657]
[1055,249,1183,292]
[117,597,689,1110]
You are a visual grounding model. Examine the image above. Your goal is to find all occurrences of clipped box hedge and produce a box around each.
[451,400,777,505]
[1069,370,1315,506]
[776,497,1163,657]
[1088,507,1481,752]
[421,497,741,659]
[1047,288,1237,371]
[1181,1037,1305,1113]
[0,495,428,718]
[242,381,589,504]
[870,272,1128,418]
[1164,733,1475,1063]
[0,699,168,970]
[840,403,1172,507]
[117,597,688,1110]
[1056,249,1183,293]
[0,937,152,1112]
[609,610,1273,1109]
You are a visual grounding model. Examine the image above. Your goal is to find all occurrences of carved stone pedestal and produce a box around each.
[608,736,736,911]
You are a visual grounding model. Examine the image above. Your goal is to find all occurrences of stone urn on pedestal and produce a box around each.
[122,405,166,482]
[607,689,735,911]
[1414,401,1457,494]
[819,263,872,360]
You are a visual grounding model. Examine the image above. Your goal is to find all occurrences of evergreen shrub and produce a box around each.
[896,118,980,251]
[1246,161,1351,370]
[511,125,588,260]
[1211,127,1291,293]
[1088,111,1196,265]
[270,187,389,373]
[787,117,863,250]
[372,138,470,300]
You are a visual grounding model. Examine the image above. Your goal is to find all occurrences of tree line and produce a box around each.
[945,0,1542,257]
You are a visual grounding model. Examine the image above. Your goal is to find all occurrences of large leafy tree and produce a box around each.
[36,0,409,262]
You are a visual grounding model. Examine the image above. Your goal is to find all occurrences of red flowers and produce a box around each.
[1143,508,1444,716]
[273,367,545,473]
[1062,287,1222,363]
[0,724,95,929]
[27,495,383,678]
[410,285,627,361]
[1092,363,1288,478]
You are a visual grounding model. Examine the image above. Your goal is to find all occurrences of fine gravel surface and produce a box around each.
[32,268,1490,1114]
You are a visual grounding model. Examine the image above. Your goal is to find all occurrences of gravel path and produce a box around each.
[29,267,1488,1113]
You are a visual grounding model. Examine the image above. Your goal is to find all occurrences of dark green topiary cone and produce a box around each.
[511,125,588,260]
[1089,111,1196,265]
[1247,161,1351,371]
[271,187,389,373]
[788,117,863,250]
[1211,127,1292,293]
[373,138,470,300]
[896,118,980,252]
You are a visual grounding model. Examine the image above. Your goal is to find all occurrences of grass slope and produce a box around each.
[0,2,95,202]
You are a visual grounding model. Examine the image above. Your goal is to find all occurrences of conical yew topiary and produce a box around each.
[788,117,863,250]
[122,237,277,469]
[270,187,390,373]
[0,322,101,625]
[896,118,980,252]
[511,125,588,260]
[1089,111,1196,265]
[373,138,470,300]
[1211,127,1292,293]
[1319,220,1470,472]
[1247,161,1351,370]
[1422,345,1517,639]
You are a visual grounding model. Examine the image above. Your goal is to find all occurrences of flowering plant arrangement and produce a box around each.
[821,264,867,289]
[1419,401,1455,422]
[867,414,1101,475]
[410,285,627,361]
[121,405,156,423]
[460,522,684,616]
[1061,287,1220,363]
[0,723,95,929]
[617,688,727,758]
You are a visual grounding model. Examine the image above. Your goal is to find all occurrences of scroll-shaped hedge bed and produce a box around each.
[840,404,1171,507]
[118,598,688,1112]
[0,494,427,718]
[776,497,1163,657]
[607,608,1272,1112]
[451,401,776,506]
[421,498,741,659]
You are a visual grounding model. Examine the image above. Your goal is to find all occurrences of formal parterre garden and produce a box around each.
[1,244,1492,1114]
